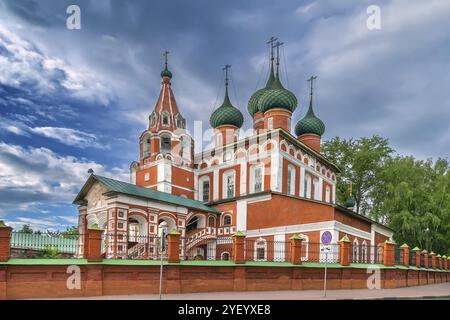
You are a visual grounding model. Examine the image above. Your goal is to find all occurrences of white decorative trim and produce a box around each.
[372,223,394,239]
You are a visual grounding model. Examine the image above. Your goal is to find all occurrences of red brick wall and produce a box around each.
[1,264,448,299]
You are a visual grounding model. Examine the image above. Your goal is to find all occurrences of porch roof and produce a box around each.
[73,174,220,213]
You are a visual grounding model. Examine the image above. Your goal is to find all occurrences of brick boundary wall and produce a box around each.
[0,264,449,300]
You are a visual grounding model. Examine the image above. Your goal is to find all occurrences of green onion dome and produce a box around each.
[210,88,244,129]
[295,99,325,137]
[258,75,298,114]
[247,66,276,116]
[161,67,172,79]
[344,196,356,208]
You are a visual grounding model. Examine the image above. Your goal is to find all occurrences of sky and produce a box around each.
[0,0,449,231]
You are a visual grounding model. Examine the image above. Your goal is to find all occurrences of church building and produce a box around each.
[73,41,393,262]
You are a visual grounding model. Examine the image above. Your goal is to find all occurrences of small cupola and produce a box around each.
[209,65,244,146]
[295,76,325,153]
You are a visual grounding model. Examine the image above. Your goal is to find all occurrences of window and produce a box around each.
[143,136,151,158]
[201,178,210,202]
[221,252,230,260]
[250,165,263,194]
[160,134,171,154]
[312,178,318,200]
[362,241,367,263]
[175,114,184,128]
[267,117,273,130]
[208,216,216,227]
[144,173,150,182]
[353,239,359,263]
[162,112,169,126]
[223,215,232,226]
[255,238,267,261]
[325,186,331,203]
[224,150,233,162]
[304,173,311,198]
[287,165,295,195]
[223,170,235,199]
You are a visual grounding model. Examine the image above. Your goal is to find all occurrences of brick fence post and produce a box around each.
[289,235,303,265]
[87,225,103,262]
[436,254,442,270]
[421,250,429,269]
[339,235,350,266]
[232,231,246,264]
[167,229,181,263]
[430,252,436,269]
[400,244,409,267]
[0,221,12,262]
[383,240,395,266]
[412,247,421,268]
[443,256,448,271]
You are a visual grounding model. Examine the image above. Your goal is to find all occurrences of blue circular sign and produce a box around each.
[321,231,332,245]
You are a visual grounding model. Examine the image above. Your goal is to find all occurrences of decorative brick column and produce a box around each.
[0,221,12,262]
[167,229,181,263]
[383,240,395,267]
[443,256,448,270]
[437,254,442,270]
[421,250,429,269]
[446,256,450,271]
[339,235,350,266]
[87,225,103,262]
[430,252,436,269]
[412,247,421,268]
[232,231,246,264]
[400,244,409,267]
[289,235,303,265]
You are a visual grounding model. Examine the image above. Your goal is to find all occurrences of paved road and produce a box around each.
[53,282,450,300]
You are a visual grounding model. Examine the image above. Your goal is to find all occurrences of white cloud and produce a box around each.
[0,141,129,214]
[0,24,115,106]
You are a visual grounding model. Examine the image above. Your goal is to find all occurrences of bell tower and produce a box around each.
[131,51,195,198]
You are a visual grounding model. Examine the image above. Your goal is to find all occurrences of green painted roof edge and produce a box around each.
[74,174,219,213]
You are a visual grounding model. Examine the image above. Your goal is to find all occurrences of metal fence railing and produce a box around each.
[303,243,340,263]
[181,236,233,260]
[349,244,383,264]
[245,239,291,262]
[409,252,416,266]
[103,233,163,260]
[11,231,82,258]
[395,247,404,265]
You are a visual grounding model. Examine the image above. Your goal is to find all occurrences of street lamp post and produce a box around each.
[159,221,168,300]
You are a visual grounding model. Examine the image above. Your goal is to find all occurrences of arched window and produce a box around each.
[222,170,235,199]
[175,114,184,128]
[221,252,230,260]
[255,238,267,261]
[149,112,157,127]
[223,214,232,226]
[208,216,216,227]
[287,165,296,195]
[160,134,171,154]
[353,239,359,263]
[325,185,331,203]
[312,177,318,200]
[376,243,383,264]
[362,241,368,263]
[250,164,264,194]
[144,173,150,182]
[186,216,198,232]
[162,112,170,126]
[304,173,311,198]
[142,135,151,158]
[199,176,210,202]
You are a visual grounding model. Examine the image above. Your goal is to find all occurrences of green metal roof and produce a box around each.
[247,64,276,116]
[209,87,244,128]
[295,96,325,137]
[160,67,172,78]
[258,76,298,114]
[74,174,219,213]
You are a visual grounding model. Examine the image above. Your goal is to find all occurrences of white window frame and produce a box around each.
[199,176,210,202]
[222,170,236,199]
[304,173,312,198]
[250,164,264,194]
[254,238,267,262]
[267,117,273,130]
[353,239,359,263]
[216,132,223,146]
[287,165,296,195]
[325,185,331,203]
[362,240,368,263]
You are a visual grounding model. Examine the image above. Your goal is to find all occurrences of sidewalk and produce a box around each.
[54,282,450,300]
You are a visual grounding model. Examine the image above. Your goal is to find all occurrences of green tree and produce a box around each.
[370,157,450,253]
[321,135,393,215]
[20,224,33,234]
[60,226,78,238]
